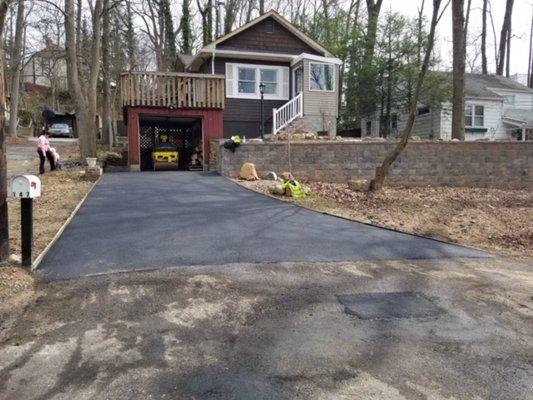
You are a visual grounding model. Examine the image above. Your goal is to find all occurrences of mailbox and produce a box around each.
[10,175,41,198]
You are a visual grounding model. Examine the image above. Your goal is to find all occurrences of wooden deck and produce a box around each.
[120,72,225,109]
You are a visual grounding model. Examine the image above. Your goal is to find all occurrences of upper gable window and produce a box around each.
[265,19,274,33]
[309,62,334,92]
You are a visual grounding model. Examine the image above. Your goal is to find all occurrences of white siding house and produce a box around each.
[361,74,533,141]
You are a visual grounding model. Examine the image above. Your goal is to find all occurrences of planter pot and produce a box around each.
[86,157,97,168]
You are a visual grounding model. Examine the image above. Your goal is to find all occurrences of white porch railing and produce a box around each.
[272,92,303,134]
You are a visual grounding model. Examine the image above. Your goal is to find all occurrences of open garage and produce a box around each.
[125,107,224,171]
[139,116,202,171]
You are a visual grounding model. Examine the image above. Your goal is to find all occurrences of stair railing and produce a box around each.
[272,92,303,135]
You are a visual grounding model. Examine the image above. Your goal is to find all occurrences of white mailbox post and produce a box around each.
[10,175,41,267]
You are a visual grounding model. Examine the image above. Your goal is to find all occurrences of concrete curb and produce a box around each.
[31,175,102,271]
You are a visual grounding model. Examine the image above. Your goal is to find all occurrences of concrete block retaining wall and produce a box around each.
[210,139,533,189]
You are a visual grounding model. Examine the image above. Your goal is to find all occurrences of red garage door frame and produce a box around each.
[126,106,224,170]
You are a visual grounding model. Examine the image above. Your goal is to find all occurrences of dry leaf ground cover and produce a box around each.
[238,180,533,258]
[1,142,97,303]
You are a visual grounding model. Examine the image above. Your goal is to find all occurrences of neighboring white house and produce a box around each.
[361,74,533,141]
[22,43,68,90]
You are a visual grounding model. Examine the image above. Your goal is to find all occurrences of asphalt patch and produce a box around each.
[337,291,445,319]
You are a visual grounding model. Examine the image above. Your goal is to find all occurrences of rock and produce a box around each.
[9,254,21,264]
[347,179,370,192]
[291,133,307,141]
[263,171,278,181]
[270,184,286,196]
[248,138,263,143]
[411,136,421,141]
[264,134,277,142]
[304,132,317,140]
[362,136,386,142]
[239,163,259,181]
[279,171,293,181]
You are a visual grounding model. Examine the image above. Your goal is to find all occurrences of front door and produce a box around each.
[293,66,303,96]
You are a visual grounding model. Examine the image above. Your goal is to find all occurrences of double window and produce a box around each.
[309,62,334,92]
[465,104,484,127]
[227,63,288,100]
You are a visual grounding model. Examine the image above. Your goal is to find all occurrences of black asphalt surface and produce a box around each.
[38,172,486,280]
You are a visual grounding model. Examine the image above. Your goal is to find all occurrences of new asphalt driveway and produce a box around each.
[38,172,486,280]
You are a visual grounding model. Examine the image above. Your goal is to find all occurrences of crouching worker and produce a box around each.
[223,135,241,153]
[49,147,61,170]
[37,130,56,174]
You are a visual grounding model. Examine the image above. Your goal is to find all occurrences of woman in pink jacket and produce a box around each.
[37,130,56,174]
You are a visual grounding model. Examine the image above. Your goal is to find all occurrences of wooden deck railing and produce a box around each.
[120,72,225,109]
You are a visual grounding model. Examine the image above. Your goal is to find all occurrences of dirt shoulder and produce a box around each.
[1,141,97,305]
[237,180,533,259]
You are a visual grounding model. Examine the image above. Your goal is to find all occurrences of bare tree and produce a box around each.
[197,0,213,46]
[496,0,514,76]
[7,0,24,138]
[451,0,465,141]
[101,0,111,146]
[0,0,13,262]
[369,0,445,191]
[528,7,533,87]
[357,0,384,118]
[64,0,104,159]
[481,0,488,74]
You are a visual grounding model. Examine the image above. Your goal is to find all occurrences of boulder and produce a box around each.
[291,133,307,141]
[263,171,278,181]
[239,163,259,180]
[304,132,317,140]
[270,184,286,196]
[347,179,370,192]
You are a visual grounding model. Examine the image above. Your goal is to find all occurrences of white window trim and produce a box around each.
[227,62,289,100]
[308,61,335,92]
[465,104,485,128]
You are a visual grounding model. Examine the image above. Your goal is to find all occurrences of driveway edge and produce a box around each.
[227,177,489,257]
[31,175,102,271]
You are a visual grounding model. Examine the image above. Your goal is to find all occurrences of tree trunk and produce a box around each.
[451,0,465,141]
[481,0,488,74]
[527,10,533,87]
[369,0,443,191]
[181,0,192,54]
[64,0,101,160]
[7,0,24,138]
[125,1,136,70]
[101,0,111,146]
[357,0,384,119]
[505,20,511,77]
[259,0,264,14]
[496,0,514,76]
[0,0,12,262]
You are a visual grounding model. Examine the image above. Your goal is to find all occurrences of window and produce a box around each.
[238,67,256,94]
[227,63,289,100]
[293,67,303,94]
[417,106,430,115]
[465,104,484,127]
[309,62,334,91]
[260,69,278,94]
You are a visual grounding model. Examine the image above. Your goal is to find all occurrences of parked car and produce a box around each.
[47,123,73,138]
